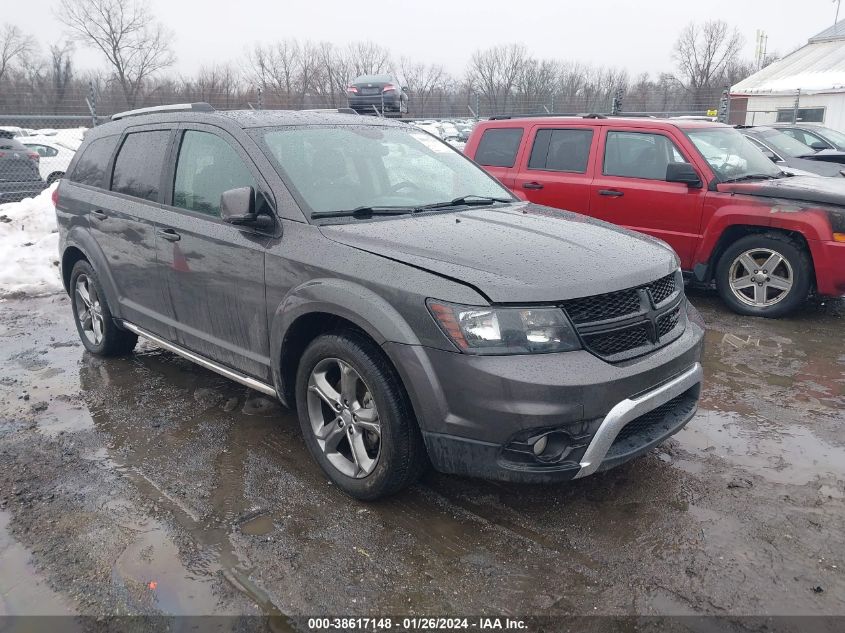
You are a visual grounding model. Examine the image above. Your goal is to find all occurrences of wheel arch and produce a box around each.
[270,279,421,407]
[61,230,124,319]
[696,224,815,285]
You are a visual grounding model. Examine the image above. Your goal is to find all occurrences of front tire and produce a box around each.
[715,233,811,318]
[295,331,427,500]
[70,260,137,356]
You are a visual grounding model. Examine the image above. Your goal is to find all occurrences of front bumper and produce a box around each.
[385,302,705,483]
[812,239,845,296]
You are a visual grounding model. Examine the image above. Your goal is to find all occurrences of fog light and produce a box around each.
[533,435,548,456]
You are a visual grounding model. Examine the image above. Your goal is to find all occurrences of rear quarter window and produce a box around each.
[68,136,119,189]
[474,128,524,168]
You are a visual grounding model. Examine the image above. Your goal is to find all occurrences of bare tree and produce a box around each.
[346,41,392,78]
[466,44,528,114]
[50,42,74,112]
[673,20,743,105]
[0,24,35,84]
[57,0,175,108]
[399,58,450,117]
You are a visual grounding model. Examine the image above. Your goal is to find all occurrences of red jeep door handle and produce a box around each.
[522,181,544,190]
[598,189,624,197]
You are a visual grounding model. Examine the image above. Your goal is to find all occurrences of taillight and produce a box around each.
[347,86,358,93]
[28,151,39,161]
[51,187,59,207]
[382,84,396,92]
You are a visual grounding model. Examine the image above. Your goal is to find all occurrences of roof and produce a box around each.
[476,115,726,130]
[733,20,845,94]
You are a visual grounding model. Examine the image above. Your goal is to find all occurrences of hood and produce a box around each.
[783,156,844,177]
[719,175,845,207]
[319,203,678,303]
[802,149,845,165]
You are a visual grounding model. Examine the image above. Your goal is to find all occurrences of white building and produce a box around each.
[731,21,845,130]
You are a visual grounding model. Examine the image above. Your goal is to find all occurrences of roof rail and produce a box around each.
[111,102,215,121]
[487,112,614,121]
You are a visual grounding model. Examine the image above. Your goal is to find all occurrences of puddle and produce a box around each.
[676,409,845,485]
[240,515,274,536]
[0,511,76,617]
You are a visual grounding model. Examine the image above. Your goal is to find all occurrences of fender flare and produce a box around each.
[63,228,124,320]
[269,278,421,399]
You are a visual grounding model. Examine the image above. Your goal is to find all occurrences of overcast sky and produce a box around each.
[9,0,840,78]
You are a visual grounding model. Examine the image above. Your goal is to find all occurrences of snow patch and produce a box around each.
[0,183,63,298]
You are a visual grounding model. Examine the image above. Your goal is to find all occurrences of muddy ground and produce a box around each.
[0,290,843,627]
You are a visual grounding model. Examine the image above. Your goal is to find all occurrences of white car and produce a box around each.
[19,136,77,184]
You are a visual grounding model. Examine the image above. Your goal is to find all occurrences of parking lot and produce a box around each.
[1,288,843,621]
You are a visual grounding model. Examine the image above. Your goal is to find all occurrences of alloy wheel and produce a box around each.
[306,358,381,478]
[728,248,794,307]
[74,274,105,345]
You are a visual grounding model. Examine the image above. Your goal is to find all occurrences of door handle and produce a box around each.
[598,189,624,197]
[90,209,107,220]
[157,228,181,242]
[522,181,544,190]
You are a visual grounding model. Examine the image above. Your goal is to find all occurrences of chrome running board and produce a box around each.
[574,362,703,478]
[121,322,278,397]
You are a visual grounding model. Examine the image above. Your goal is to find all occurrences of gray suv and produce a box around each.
[55,103,705,500]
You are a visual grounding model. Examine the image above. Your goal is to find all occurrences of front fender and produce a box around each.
[269,278,422,398]
[63,227,123,320]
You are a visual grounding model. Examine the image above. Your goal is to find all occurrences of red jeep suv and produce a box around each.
[465,116,845,317]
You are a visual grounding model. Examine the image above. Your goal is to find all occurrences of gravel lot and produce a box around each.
[0,289,843,626]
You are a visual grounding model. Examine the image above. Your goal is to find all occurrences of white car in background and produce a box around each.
[19,136,77,184]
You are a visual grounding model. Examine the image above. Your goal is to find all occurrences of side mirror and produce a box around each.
[401,86,409,93]
[760,149,778,162]
[665,162,701,187]
[220,186,274,229]
[810,141,829,151]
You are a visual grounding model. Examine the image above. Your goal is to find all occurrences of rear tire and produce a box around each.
[295,330,428,500]
[69,260,137,356]
[715,233,811,318]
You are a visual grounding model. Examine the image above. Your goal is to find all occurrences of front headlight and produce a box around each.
[427,300,581,354]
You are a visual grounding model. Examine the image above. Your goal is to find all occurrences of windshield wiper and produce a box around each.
[413,195,514,211]
[311,206,416,220]
[722,173,781,183]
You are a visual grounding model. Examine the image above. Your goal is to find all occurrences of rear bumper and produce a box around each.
[385,302,706,483]
[812,239,845,296]
[348,94,402,110]
[0,180,46,203]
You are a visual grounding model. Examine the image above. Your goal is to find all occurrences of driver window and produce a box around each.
[603,131,689,180]
[173,131,258,217]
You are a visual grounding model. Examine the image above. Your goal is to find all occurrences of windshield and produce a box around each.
[258,125,514,218]
[815,126,845,147]
[755,128,815,158]
[686,127,782,181]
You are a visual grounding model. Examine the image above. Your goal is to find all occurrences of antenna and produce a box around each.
[836,0,842,25]
[755,30,769,69]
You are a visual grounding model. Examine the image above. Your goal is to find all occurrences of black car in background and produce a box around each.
[741,126,845,177]
[347,74,408,116]
[774,123,845,153]
[0,135,46,203]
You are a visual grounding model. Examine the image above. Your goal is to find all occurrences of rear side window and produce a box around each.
[528,129,593,172]
[474,128,523,167]
[173,131,257,217]
[26,144,59,158]
[69,136,119,188]
[111,130,171,202]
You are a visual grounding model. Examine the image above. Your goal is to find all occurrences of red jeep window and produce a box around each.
[603,131,688,180]
[528,129,593,173]
[475,128,523,168]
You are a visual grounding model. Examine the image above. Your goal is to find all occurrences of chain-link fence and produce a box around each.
[0,86,728,205]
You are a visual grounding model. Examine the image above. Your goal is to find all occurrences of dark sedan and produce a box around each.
[0,136,47,203]
[346,74,408,116]
[740,126,845,177]
[774,123,845,153]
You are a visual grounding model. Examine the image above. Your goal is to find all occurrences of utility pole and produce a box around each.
[836,0,842,25]
[755,30,768,69]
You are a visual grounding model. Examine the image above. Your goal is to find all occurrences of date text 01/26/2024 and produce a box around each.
[307,618,528,631]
